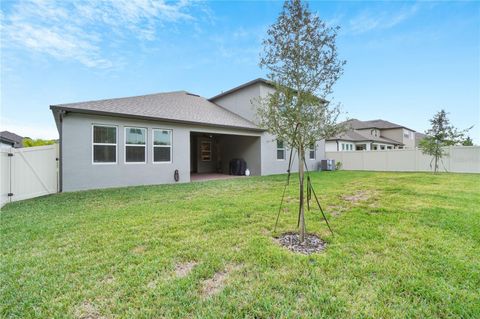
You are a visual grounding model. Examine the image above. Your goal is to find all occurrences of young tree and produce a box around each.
[257,0,346,242]
[419,109,472,173]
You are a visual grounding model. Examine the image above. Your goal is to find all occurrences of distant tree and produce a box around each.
[257,0,346,242]
[462,136,474,146]
[419,109,472,173]
[23,138,56,147]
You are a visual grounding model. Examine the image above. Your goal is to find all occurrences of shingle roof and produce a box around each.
[345,119,414,131]
[0,131,23,148]
[210,78,272,101]
[50,91,261,131]
[327,129,402,145]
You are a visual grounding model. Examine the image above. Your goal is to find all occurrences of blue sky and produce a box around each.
[1,0,479,142]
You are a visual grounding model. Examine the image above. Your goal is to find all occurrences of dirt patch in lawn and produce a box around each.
[175,261,197,278]
[146,280,157,290]
[101,274,115,285]
[201,264,242,298]
[341,190,376,203]
[276,232,326,255]
[75,301,105,319]
[327,204,348,216]
[131,245,146,254]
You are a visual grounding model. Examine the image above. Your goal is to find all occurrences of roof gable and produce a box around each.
[209,78,272,101]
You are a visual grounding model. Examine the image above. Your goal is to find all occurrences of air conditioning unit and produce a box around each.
[320,159,335,171]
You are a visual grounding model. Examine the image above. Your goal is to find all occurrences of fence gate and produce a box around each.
[0,145,58,207]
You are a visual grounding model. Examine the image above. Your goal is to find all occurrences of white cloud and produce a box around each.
[1,0,200,68]
[348,4,420,34]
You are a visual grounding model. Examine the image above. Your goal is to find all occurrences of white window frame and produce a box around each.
[308,143,316,160]
[124,127,147,164]
[152,129,173,164]
[92,124,117,165]
[276,140,286,160]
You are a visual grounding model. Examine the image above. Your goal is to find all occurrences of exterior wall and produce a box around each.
[61,113,261,191]
[211,83,262,123]
[325,141,338,152]
[381,128,415,149]
[260,133,325,175]
[1,142,13,150]
[220,135,262,176]
[326,146,480,173]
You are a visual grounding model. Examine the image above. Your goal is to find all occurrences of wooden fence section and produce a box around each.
[326,146,480,173]
[1,145,58,207]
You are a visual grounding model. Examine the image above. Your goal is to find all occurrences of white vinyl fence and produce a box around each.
[1,144,58,207]
[326,146,480,173]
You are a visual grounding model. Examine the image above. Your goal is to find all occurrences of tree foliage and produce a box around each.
[419,109,472,173]
[462,136,474,146]
[257,0,346,242]
[22,138,56,147]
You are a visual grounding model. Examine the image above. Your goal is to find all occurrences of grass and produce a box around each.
[1,171,479,318]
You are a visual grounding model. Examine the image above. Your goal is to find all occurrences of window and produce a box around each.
[404,129,413,139]
[125,127,146,163]
[92,125,117,163]
[341,143,345,151]
[277,140,285,160]
[153,129,172,163]
[309,143,315,160]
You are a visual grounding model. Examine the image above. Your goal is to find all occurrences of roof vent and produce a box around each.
[186,92,200,97]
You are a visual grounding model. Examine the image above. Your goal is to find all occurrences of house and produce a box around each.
[50,78,324,192]
[0,131,23,149]
[325,119,416,152]
[415,132,426,147]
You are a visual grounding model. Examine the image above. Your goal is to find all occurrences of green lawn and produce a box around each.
[1,171,479,318]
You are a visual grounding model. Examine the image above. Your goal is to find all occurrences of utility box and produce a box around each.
[320,159,335,171]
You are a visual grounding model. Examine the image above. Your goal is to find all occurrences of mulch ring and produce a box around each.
[275,232,326,255]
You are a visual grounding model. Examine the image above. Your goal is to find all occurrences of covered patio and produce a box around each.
[189,131,261,180]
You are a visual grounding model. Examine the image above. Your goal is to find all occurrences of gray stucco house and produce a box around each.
[325,119,417,152]
[51,78,325,192]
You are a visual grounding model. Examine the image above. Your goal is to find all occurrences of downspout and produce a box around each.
[58,110,66,192]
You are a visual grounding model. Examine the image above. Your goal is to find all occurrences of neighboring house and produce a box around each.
[0,131,23,149]
[415,132,426,147]
[51,78,325,192]
[325,119,416,152]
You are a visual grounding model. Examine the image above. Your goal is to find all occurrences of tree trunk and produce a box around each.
[298,145,306,243]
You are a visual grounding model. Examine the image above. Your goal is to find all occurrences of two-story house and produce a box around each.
[325,119,416,152]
